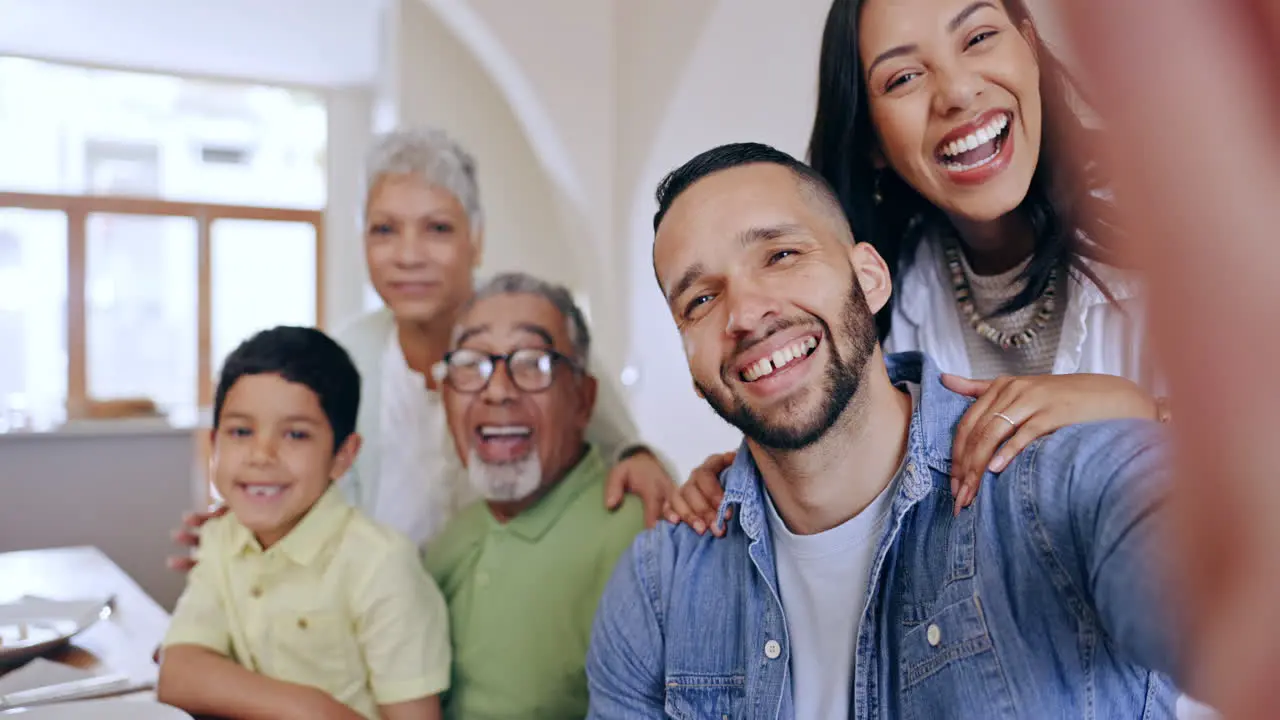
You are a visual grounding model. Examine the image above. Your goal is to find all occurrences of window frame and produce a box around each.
[0,190,325,416]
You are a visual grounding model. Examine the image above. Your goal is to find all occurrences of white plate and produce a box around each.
[0,599,110,667]
[0,698,192,718]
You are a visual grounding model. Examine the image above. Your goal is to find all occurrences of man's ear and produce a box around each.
[847,241,893,314]
[471,226,485,269]
[577,374,599,429]
[329,432,363,480]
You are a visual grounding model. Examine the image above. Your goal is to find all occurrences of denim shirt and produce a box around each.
[587,352,1182,719]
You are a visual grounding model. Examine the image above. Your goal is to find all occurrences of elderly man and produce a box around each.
[425,272,644,719]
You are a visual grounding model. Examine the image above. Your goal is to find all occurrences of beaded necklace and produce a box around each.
[943,242,1058,350]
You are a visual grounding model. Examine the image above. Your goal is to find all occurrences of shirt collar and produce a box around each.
[718,352,963,541]
[499,445,605,543]
[230,484,352,565]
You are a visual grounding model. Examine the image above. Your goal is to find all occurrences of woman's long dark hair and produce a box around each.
[807,0,1121,341]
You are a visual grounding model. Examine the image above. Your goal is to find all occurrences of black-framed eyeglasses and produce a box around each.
[435,347,582,393]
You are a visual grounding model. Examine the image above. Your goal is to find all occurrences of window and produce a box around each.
[0,56,326,208]
[210,219,319,378]
[0,210,67,431]
[0,57,327,428]
[86,214,199,415]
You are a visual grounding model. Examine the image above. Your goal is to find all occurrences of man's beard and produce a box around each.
[696,281,877,451]
[466,449,543,502]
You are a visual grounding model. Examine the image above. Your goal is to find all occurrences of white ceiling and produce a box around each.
[0,0,383,87]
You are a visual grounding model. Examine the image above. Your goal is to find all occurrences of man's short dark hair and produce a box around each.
[213,326,361,451]
[652,142,848,233]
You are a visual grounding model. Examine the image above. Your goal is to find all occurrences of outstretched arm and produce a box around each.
[1023,422,1182,678]
[1060,1,1280,716]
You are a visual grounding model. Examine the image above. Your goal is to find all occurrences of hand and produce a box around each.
[1060,0,1280,715]
[605,449,675,528]
[943,373,1156,515]
[166,506,227,572]
[664,451,735,536]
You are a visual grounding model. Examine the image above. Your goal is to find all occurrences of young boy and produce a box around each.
[158,326,450,720]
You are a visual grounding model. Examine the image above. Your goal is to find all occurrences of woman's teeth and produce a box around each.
[742,336,818,382]
[938,114,1009,171]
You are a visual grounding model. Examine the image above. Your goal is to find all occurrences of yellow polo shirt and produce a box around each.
[163,486,450,719]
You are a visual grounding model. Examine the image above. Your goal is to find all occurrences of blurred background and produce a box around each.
[0,0,1073,608]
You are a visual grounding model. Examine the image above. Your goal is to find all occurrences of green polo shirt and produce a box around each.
[423,446,643,720]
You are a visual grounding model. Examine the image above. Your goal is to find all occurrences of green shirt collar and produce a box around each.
[496,446,605,543]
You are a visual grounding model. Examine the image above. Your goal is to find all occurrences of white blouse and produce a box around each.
[883,240,1159,391]
[372,333,478,547]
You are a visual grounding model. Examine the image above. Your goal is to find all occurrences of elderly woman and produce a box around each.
[171,128,672,560]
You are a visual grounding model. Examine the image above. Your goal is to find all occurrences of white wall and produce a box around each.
[618,0,834,475]
[0,428,201,610]
[0,0,381,87]
[412,0,832,475]
[385,0,583,296]
[325,86,377,329]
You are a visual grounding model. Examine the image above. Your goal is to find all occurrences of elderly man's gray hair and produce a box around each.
[459,273,591,363]
[364,127,483,236]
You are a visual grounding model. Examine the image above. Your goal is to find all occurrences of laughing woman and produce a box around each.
[668,0,1169,525]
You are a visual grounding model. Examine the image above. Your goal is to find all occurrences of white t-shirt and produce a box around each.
[373,334,476,546]
[765,396,909,719]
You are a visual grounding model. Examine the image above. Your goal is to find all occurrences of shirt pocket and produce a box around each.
[269,609,359,698]
[899,595,1015,720]
[663,673,747,720]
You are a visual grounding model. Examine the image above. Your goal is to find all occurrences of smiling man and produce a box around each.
[586,143,1189,719]
[423,273,644,719]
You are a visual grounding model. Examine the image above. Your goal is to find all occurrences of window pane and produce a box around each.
[0,56,326,208]
[211,220,317,382]
[0,209,67,430]
[86,214,198,417]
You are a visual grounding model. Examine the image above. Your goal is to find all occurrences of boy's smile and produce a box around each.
[211,373,359,548]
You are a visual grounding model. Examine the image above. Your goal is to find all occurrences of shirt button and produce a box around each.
[297,617,308,630]
[250,586,263,599]
[906,462,917,474]
[764,640,781,659]
[926,624,942,647]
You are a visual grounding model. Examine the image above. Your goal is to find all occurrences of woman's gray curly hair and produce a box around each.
[363,127,483,240]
